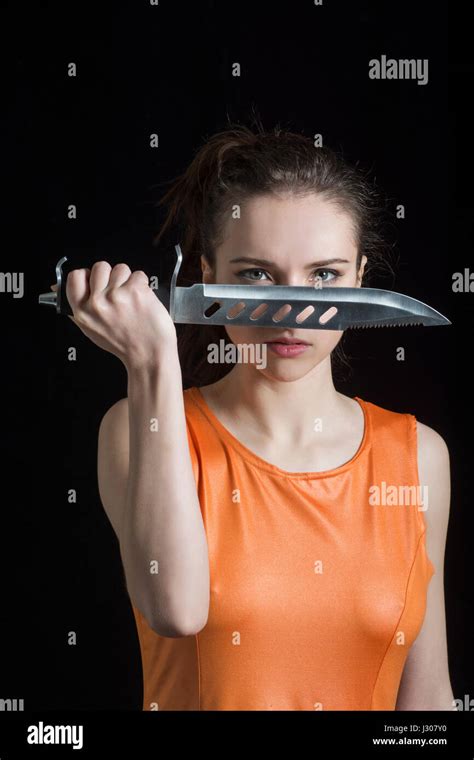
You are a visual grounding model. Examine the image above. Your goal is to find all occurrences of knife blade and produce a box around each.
[38,244,451,330]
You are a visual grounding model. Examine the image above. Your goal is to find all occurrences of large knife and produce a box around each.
[38,244,451,330]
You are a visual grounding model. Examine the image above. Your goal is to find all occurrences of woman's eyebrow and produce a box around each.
[228,256,351,268]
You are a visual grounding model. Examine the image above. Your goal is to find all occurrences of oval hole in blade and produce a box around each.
[272,304,292,322]
[318,306,338,325]
[250,303,269,320]
[204,301,221,318]
[227,301,247,319]
[295,305,315,323]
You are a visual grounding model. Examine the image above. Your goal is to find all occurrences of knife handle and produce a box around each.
[38,256,172,315]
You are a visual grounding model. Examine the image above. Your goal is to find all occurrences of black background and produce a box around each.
[3,0,473,713]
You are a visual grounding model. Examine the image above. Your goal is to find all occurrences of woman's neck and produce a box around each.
[200,357,348,447]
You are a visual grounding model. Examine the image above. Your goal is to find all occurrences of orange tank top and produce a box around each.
[131,386,435,711]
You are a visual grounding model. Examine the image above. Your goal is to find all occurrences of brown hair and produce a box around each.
[152,118,395,389]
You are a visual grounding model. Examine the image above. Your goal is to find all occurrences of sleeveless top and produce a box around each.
[131,386,435,711]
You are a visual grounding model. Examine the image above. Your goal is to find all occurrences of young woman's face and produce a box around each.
[201,192,367,383]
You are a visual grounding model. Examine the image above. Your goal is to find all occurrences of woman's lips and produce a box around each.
[265,342,311,357]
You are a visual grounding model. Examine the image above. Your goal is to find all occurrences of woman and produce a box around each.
[63,124,454,710]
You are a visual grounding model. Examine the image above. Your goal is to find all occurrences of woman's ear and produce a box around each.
[356,255,368,286]
[201,255,214,283]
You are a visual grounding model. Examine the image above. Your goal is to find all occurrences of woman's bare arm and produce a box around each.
[98,353,210,639]
[395,422,455,710]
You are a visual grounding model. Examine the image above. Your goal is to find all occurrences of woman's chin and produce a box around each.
[252,359,323,383]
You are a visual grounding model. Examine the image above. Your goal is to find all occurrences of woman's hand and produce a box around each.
[51,261,177,370]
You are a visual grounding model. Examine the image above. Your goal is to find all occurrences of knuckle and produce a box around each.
[129,270,149,288]
[106,288,125,304]
[113,262,131,272]
[67,268,86,282]
[88,292,106,311]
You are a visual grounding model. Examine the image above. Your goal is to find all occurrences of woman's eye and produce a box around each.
[237,268,270,281]
[311,269,339,283]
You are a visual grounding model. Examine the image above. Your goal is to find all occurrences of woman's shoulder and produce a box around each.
[414,420,451,517]
[414,419,450,460]
[357,396,451,464]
